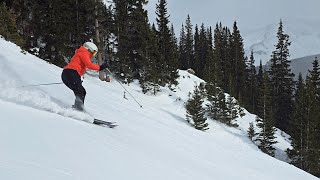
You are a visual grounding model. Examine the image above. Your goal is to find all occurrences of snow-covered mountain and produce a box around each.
[243,19,320,65]
[145,0,320,66]
[0,38,318,179]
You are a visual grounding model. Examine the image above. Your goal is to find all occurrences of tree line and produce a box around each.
[0,0,319,177]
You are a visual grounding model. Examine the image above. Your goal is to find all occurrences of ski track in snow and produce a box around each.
[0,38,318,180]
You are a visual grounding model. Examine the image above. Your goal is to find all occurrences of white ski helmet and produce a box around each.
[83,42,98,54]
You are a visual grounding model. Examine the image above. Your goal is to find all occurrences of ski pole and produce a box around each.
[19,82,64,88]
[106,68,143,108]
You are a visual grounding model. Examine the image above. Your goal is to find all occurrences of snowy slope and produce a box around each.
[0,38,318,180]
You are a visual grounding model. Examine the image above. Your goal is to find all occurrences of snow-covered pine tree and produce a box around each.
[206,83,222,120]
[248,122,256,141]
[224,95,239,127]
[185,86,208,131]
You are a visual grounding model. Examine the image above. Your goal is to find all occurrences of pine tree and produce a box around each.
[304,58,320,176]
[244,50,257,113]
[229,21,247,103]
[178,23,187,69]
[206,83,223,120]
[155,0,179,87]
[186,86,209,131]
[255,73,277,157]
[268,20,294,132]
[255,60,264,117]
[248,122,256,141]
[308,57,320,99]
[287,73,308,170]
[203,26,215,83]
[194,23,208,79]
[224,95,240,127]
[113,0,149,83]
[304,75,320,176]
[183,15,194,70]
[212,23,227,90]
[194,24,200,73]
[0,2,24,46]
[140,24,161,95]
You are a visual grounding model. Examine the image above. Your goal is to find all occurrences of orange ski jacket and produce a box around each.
[64,46,100,76]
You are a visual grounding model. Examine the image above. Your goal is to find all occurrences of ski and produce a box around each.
[93,118,118,128]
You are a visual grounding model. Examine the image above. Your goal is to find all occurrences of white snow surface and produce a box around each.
[0,38,318,180]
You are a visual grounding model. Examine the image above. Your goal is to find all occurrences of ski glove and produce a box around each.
[99,62,109,71]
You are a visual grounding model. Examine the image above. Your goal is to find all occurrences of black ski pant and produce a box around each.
[61,69,86,108]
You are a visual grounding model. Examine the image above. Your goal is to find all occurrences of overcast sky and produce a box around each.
[145,0,320,33]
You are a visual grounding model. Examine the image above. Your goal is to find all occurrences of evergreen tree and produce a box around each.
[206,83,223,120]
[304,58,320,176]
[255,74,277,157]
[308,57,320,99]
[212,23,227,90]
[155,0,179,87]
[194,24,200,73]
[248,122,257,141]
[207,87,239,127]
[223,95,240,127]
[255,60,264,117]
[288,73,308,170]
[185,15,194,70]
[178,23,187,69]
[304,75,320,176]
[229,21,247,103]
[113,0,149,83]
[186,86,209,131]
[244,50,257,113]
[0,2,24,46]
[268,20,295,132]
[139,24,161,94]
[203,26,215,83]
[194,23,208,79]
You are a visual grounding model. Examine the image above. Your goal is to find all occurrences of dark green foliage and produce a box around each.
[179,15,194,70]
[186,86,208,131]
[0,2,24,46]
[288,58,320,177]
[212,23,231,92]
[268,20,295,132]
[287,73,309,170]
[248,122,256,141]
[3,0,110,67]
[206,83,222,120]
[255,73,277,157]
[140,24,161,95]
[243,50,257,113]
[229,21,247,103]
[194,23,209,79]
[206,83,239,127]
[113,0,150,83]
[155,0,179,89]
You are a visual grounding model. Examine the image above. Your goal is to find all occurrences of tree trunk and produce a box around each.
[95,0,104,80]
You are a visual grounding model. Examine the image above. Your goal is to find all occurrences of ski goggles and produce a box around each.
[92,50,97,57]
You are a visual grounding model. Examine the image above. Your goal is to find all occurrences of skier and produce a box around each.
[61,42,108,111]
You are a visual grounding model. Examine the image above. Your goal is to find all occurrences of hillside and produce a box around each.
[0,38,318,180]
